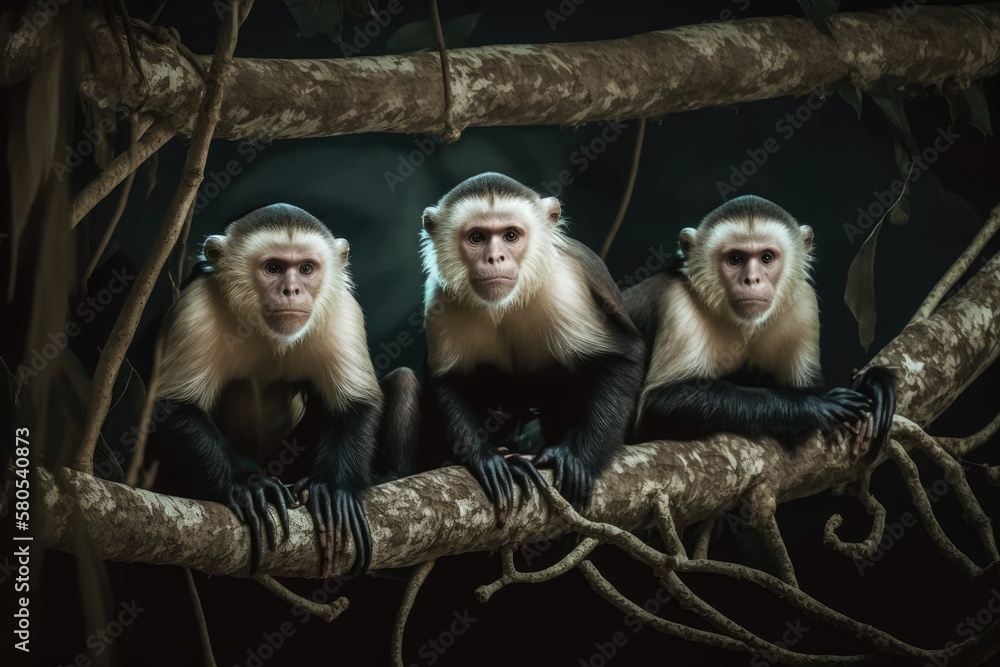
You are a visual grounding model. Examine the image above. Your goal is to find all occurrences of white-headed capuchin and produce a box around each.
[150,204,419,575]
[419,173,646,521]
[623,195,894,459]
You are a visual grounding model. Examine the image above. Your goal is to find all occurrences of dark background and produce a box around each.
[10,0,1000,665]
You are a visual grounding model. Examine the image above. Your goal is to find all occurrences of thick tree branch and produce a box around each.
[3,6,998,140]
[27,249,1000,576]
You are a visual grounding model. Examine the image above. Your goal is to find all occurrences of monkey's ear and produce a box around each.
[800,225,814,252]
[678,228,697,257]
[421,206,438,233]
[541,197,561,225]
[203,235,226,264]
[332,238,349,263]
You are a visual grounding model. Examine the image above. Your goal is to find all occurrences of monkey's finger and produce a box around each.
[336,492,350,555]
[292,477,310,499]
[348,498,372,576]
[500,461,515,512]
[509,456,548,490]
[483,462,508,525]
[532,451,554,469]
[251,485,278,551]
[508,463,532,502]
[235,491,263,575]
[265,481,291,542]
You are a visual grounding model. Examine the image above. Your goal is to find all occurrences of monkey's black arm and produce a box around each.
[635,378,872,448]
[295,398,379,577]
[534,349,645,510]
[153,401,290,575]
[430,373,545,526]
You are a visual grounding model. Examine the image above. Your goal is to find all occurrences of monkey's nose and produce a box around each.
[488,255,505,264]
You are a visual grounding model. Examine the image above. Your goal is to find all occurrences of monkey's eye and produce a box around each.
[300,263,315,275]
[503,230,519,243]
[265,262,282,275]
[760,252,774,265]
[469,231,485,244]
[727,253,743,267]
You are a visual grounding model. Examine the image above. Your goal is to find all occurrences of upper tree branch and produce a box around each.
[3,6,998,140]
[29,249,1000,577]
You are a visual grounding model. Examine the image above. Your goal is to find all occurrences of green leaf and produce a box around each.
[844,220,883,352]
[827,78,862,119]
[797,0,840,37]
[868,79,919,158]
[384,12,481,55]
[282,0,375,41]
[947,82,993,138]
[889,191,909,225]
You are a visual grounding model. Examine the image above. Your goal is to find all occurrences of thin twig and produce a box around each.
[125,337,162,487]
[475,538,599,602]
[909,203,1000,325]
[72,118,175,227]
[938,410,1000,458]
[256,575,348,622]
[392,560,436,667]
[692,518,714,560]
[599,117,646,260]
[663,571,867,664]
[823,474,887,558]
[886,440,982,577]
[175,205,196,285]
[676,559,946,660]
[578,561,754,654]
[895,417,999,564]
[76,0,252,472]
[429,0,460,142]
[184,568,217,667]
[82,115,142,290]
[744,487,798,587]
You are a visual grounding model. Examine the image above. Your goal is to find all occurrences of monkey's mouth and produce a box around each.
[265,310,311,334]
[730,297,771,316]
[471,275,516,300]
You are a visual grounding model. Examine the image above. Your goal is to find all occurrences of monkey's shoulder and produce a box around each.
[558,237,642,340]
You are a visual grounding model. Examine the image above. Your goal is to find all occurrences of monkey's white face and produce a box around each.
[718,238,783,321]
[457,213,528,303]
[250,245,323,337]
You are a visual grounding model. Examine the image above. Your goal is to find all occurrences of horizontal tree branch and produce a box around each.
[26,248,1000,578]
[3,6,999,140]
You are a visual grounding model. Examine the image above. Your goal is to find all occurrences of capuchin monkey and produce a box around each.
[150,204,419,575]
[623,195,894,459]
[419,173,646,521]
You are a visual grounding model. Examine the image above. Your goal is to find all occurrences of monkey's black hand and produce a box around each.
[293,477,371,577]
[464,448,546,526]
[532,444,595,512]
[813,387,872,428]
[851,367,896,461]
[225,472,292,575]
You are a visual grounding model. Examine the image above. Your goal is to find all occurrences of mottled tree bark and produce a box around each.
[3,6,999,140]
[22,250,1000,578]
